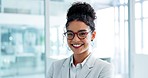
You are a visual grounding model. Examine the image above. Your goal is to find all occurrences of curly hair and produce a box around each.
[65,2,96,32]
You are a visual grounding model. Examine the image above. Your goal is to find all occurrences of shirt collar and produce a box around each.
[70,53,91,67]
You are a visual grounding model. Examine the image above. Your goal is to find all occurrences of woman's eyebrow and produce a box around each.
[78,29,87,32]
[67,29,88,32]
[67,30,73,32]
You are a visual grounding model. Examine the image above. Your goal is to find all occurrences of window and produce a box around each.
[143,1,148,17]
[0,0,45,78]
[143,19,148,54]
[135,3,141,19]
[135,20,142,54]
[135,0,148,54]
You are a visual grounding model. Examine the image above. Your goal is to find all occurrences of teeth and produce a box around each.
[73,44,81,47]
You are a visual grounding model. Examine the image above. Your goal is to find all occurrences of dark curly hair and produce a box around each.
[65,2,96,32]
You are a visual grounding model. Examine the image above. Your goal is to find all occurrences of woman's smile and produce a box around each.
[71,43,84,48]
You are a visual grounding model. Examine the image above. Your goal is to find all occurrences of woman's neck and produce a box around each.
[73,52,90,66]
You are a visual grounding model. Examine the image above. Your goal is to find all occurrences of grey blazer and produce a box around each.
[47,54,113,78]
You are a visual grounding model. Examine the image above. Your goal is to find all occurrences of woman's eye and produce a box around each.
[67,33,73,36]
[79,32,86,36]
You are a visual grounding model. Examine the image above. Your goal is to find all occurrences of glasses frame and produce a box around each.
[64,30,91,40]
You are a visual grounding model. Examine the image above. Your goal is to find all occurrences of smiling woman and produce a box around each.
[47,2,113,78]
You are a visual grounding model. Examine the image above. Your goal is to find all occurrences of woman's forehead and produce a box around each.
[67,20,90,31]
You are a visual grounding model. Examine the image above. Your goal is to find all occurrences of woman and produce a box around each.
[47,2,113,78]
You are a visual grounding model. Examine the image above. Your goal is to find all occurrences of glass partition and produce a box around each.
[135,0,148,54]
[0,0,45,78]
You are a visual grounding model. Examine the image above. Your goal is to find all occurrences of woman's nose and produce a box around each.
[72,34,80,41]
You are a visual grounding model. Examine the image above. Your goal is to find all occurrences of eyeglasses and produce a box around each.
[64,30,91,40]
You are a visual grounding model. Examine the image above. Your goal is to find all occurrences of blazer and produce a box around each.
[47,54,113,78]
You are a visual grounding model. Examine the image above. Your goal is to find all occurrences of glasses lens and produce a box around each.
[66,31,74,39]
[78,31,88,39]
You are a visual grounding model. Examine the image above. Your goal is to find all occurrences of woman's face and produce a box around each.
[66,20,96,55]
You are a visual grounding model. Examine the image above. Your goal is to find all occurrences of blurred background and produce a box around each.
[0,0,148,78]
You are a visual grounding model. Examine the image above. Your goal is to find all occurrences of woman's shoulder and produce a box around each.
[88,57,114,78]
[95,58,112,67]
[96,58,111,65]
[51,56,70,66]
[90,54,111,66]
[94,58,113,70]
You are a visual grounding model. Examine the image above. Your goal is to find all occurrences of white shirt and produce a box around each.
[69,54,91,78]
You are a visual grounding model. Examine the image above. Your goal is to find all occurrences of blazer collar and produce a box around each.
[61,55,71,78]
[78,54,97,78]
[61,54,97,78]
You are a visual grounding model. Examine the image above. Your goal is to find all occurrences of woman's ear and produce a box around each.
[91,31,96,41]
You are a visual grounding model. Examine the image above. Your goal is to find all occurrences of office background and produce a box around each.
[0,0,148,78]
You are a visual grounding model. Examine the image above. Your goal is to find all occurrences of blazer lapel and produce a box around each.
[78,54,97,78]
[61,56,71,78]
